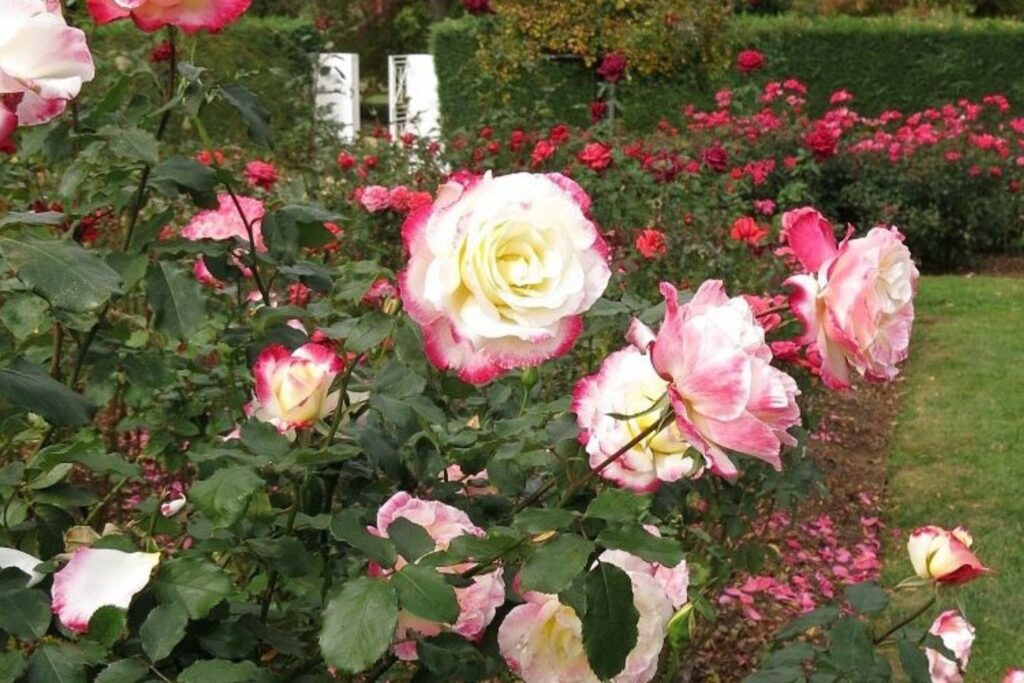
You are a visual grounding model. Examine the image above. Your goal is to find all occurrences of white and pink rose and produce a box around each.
[246,343,345,434]
[907,525,989,585]
[926,610,975,683]
[400,172,611,384]
[783,207,919,389]
[0,0,95,147]
[572,346,701,492]
[498,554,678,683]
[369,492,505,660]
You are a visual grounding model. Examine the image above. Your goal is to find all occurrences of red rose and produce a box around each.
[149,39,175,64]
[578,142,612,171]
[509,129,526,152]
[530,140,556,167]
[596,52,628,83]
[729,216,769,246]
[337,152,356,169]
[702,143,729,173]
[805,122,840,161]
[590,100,608,124]
[635,228,667,259]
[736,49,764,73]
[463,0,492,15]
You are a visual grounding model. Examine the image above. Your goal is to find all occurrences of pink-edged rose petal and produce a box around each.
[51,548,159,633]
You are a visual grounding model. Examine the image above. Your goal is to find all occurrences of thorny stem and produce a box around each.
[67,28,178,398]
[260,478,302,622]
[455,408,676,584]
[323,353,366,447]
[223,182,272,306]
[84,476,129,528]
[873,593,937,644]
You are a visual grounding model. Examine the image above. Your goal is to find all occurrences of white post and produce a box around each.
[315,53,360,142]
[388,54,440,140]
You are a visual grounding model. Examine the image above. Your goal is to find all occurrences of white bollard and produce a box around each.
[388,54,440,140]
[315,53,360,142]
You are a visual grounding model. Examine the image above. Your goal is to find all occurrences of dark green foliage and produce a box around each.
[433,15,1024,131]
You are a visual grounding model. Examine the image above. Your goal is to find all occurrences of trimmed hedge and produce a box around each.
[86,17,321,156]
[432,14,1024,131]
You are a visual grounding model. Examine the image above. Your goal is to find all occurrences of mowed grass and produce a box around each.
[885,275,1024,678]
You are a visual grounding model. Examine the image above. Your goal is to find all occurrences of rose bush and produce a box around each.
[0,8,1006,683]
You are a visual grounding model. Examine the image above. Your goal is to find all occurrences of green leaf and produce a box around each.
[585,489,652,523]
[0,587,51,639]
[828,617,876,672]
[320,577,399,674]
[330,510,398,568]
[0,294,50,341]
[0,211,66,229]
[85,606,127,648]
[27,643,90,683]
[239,419,292,460]
[393,564,459,623]
[220,84,271,148]
[345,312,394,353]
[596,524,684,566]
[153,556,234,619]
[189,465,262,527]
[145,262,207,340]
[100,126,159,165]
[0,235,122,312]
[0,652,27,683]
[140,602,188,662]
[520,534,594,594]
[178,660,270,683]
[762,641,815,669]
[776,604,841,640]
[582,562,639,680]
[150,156,217,205]
[898,639,931,683]
[843,582,889,615]
[94,660,148,683]
[418,633,492,681]
[512,508,577,534]
[388,517,436,562]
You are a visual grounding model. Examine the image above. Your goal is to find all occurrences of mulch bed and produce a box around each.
[681,379,903,682]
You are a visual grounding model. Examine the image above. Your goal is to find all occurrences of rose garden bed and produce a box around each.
[0,2,1018,682]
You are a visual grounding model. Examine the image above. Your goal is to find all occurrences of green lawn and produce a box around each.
[885,275,1024,679]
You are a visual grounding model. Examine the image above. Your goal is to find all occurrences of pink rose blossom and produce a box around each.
[1,0,96,147]
[926,610,975,683]
[358,185,391,213]
[370,492,505,660]
[86,0,251,33]
[243,160,279,191]
[1004,670,1024,683]
[783,207,919,389]
[400,172,610,384]
[180,194,267,252]
[630,280,801,479]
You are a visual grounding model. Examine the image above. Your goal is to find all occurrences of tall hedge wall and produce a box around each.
[432,14,1024,131]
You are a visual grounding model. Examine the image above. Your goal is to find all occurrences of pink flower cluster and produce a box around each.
[355,184,433,214]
